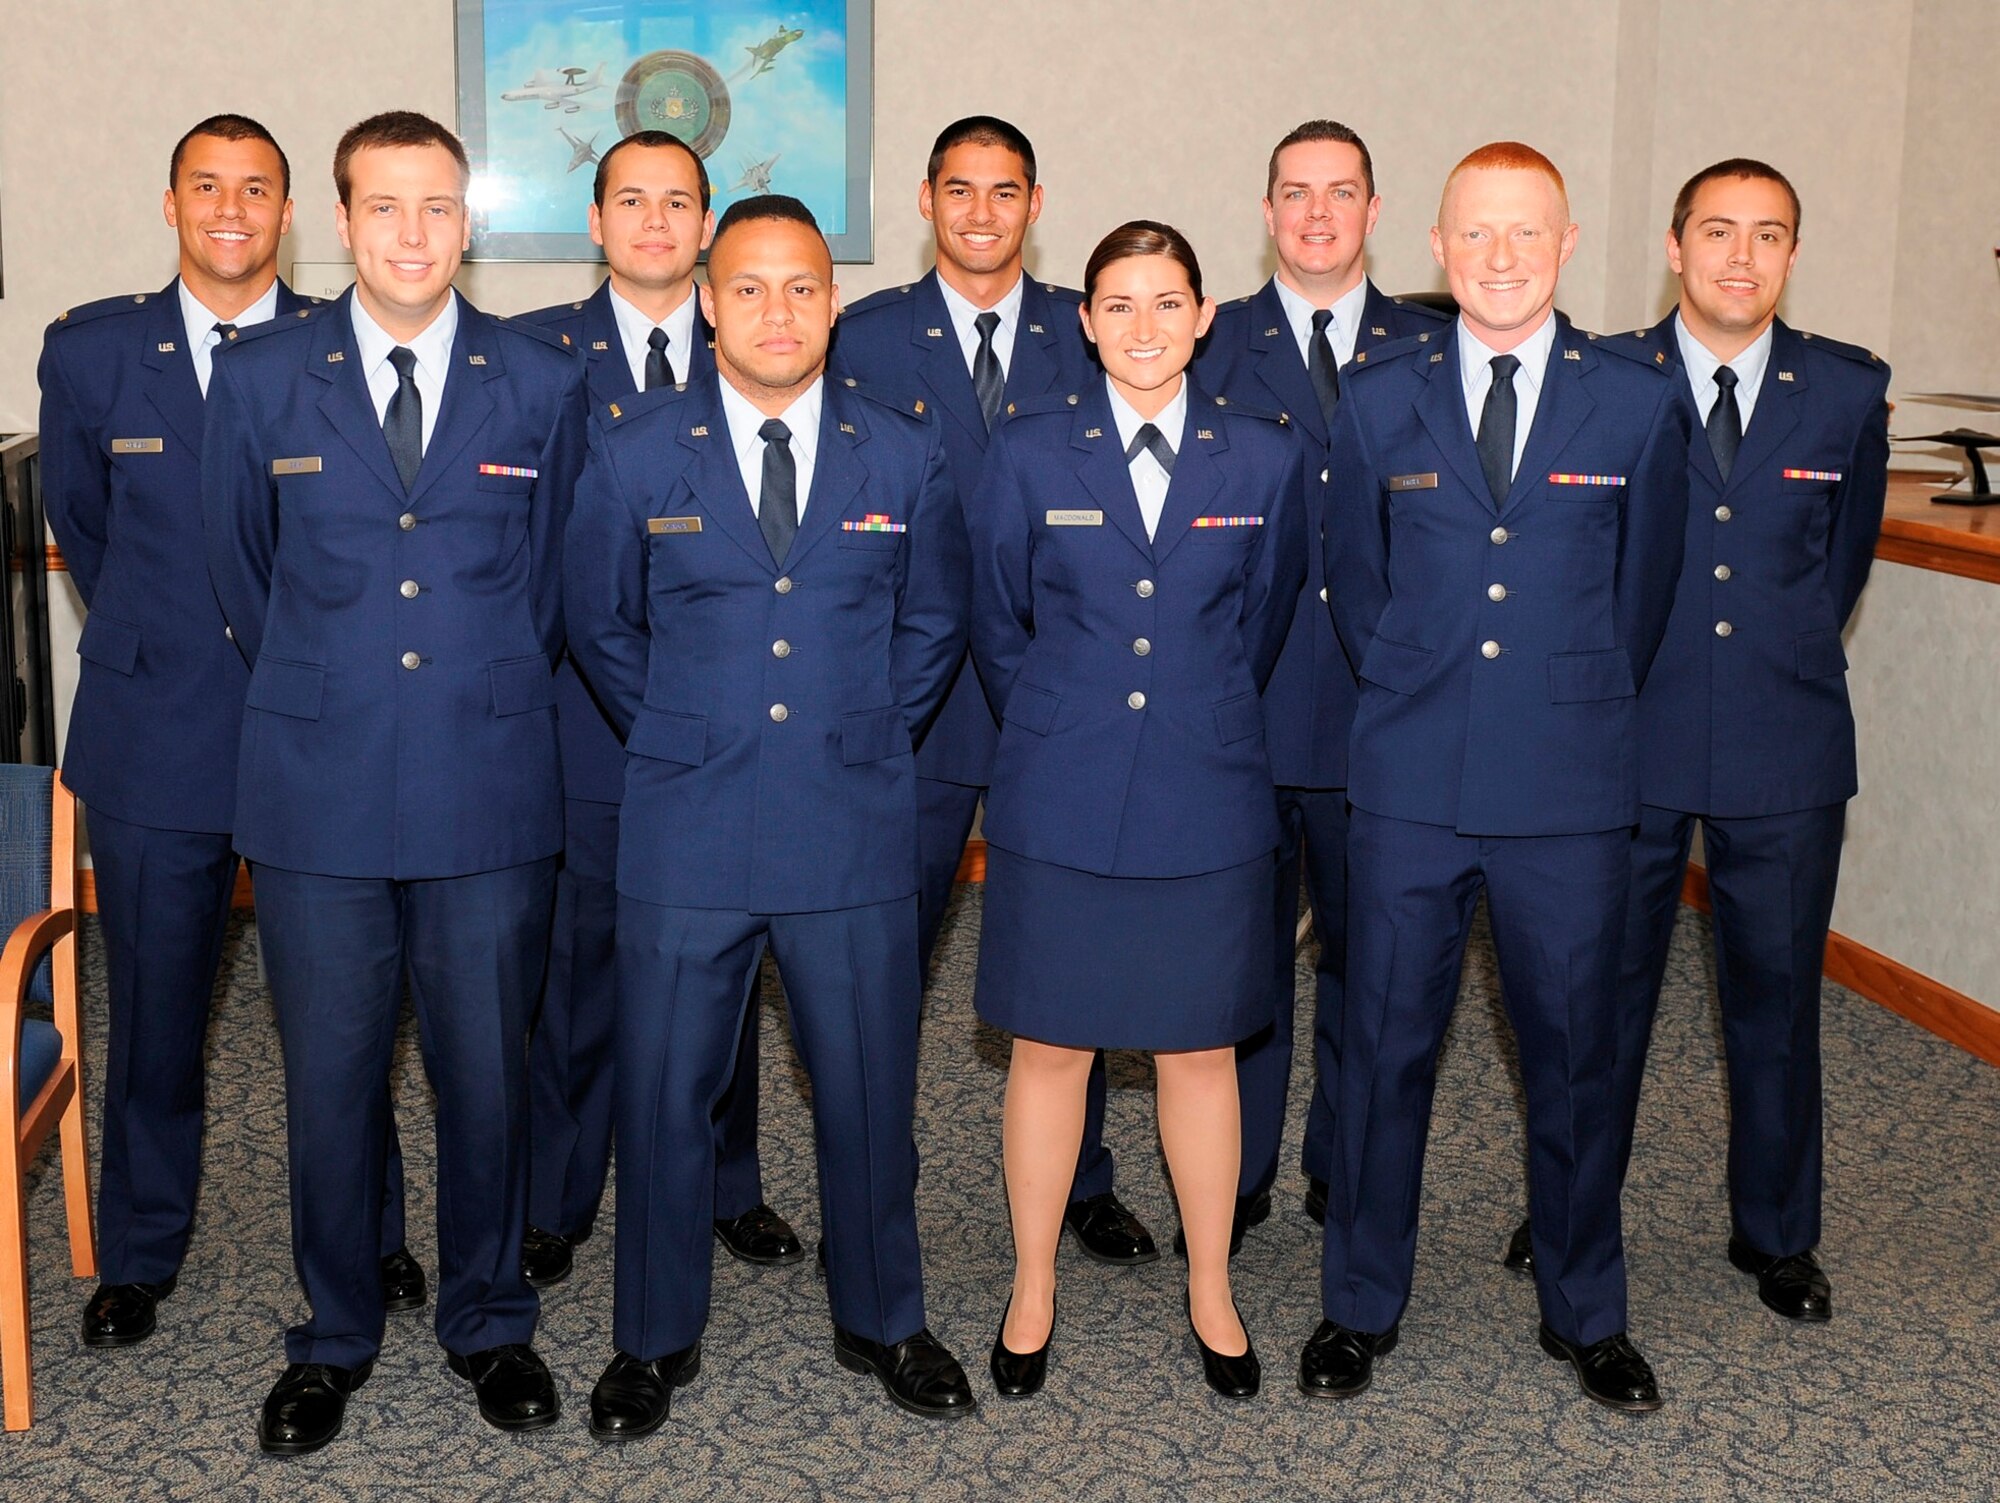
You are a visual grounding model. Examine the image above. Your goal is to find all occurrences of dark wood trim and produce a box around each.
[954,839,987,884]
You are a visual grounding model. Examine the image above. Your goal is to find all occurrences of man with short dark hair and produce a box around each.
[39,112,423,1353]
[570,195,974,1435]
[832,118,1154,1266]
[1193,118,1448,1255]
[515,130,801,1291]
[205,110,587,1454]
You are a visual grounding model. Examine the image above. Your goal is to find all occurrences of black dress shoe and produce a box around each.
[1063,1192,1159,1266]
[989,1297,1052,1398]
[446,1343,561,1431]
[1297,1319,1398,1399]
[381,1246,428,1312]
[1537,1325,1663,1412]
[1728,1236,1832,1322]
[1172,1190,1271,1260]
[1188,1298,1260,1399]
[1503,1217,1535,1274]
[714,1203,806,1265]
[521,1226,576,1289]
[259,1360,373,1455]
[833,1326,976,1417]
[588,1346,700,1440]
[1303,1176,1328,1225]
[81,1277,176,1347]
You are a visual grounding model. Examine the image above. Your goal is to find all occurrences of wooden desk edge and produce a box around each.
[1879,472,2000,585]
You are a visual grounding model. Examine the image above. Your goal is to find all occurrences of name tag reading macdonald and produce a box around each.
[1045,509,1103,526]
[648,516,703,535]
[271,456,322,476]
[1387,472,1438,492]
[111,437,164,454]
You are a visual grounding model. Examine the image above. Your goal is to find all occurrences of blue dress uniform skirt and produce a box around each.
[976,847,1275,1051]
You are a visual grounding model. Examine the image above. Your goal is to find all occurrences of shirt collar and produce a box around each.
[1271,274,1371,357]
[1457,312,1557,398]
[348,288,461,385]
[179,277,280,349]
[1105,374,1189,460]
[1672,310,1775,404]
[718,373,824,463]
[606,280,699,371]
[935,271,1025,347]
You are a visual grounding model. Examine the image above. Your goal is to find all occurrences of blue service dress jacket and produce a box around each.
[1635,313,1890,818]
[563,374,970,914]
[201,288,588,878]
[518,282,719,805]
[39,278,316,832]
[1326,314,1693,836]
[1194,279,1449,790]
[831,270,1096,788]
[969,377,1309,878]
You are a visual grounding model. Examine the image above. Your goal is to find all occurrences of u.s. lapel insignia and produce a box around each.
[1263,326,1281,337]
[1370,325,1388,337]
[925,327,943,338]
[1196,428,1215,440]
[468,354,487,366]
[1429,352,1444,364]
[1084,427,1103,438]
[1777,370,1796,382]
[592,340,610,351]
[326,351,345,363]
[1563,348,1581,360]
[157,342,176,353]
[1027,323,1045,334]
[689,425,710,437]
[839,421,856,435]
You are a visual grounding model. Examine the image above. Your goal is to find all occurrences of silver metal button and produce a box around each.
[772,639,791,658]
[399,580,419,599]
[400,650,421,670]
[1126,691,1146,710]
[224,626,233,641]
[1487,583,1507,602]
[1480,640,1501,660]
[1320,468,1330,484]
[1715,621,1733,637]
[1715,505,1732,522]
[1490,526,1509,545]
[1714,564,1731,581]
[774,576,793,594]
[399,512,417,531]
[769,703,789,722]
[1319,587,1329,603]
[1132,638,1151,656]
[1135,579,1154,598]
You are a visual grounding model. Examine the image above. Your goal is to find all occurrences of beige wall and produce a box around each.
[3,0,1996,1002]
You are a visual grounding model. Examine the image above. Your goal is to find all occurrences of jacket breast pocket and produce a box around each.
[1212,690,1264,746]
[836,529,903,552]
[841,705,911,765]
[1357,637,1435,696]
[490,654,556,716]
[1795,629,1849,680]
[1003,681,1062,736]
[626,708,707,766]
[77,611,141,676]
[474,473,535,496]
[246,656,325,720]
[1547,648,1635,703]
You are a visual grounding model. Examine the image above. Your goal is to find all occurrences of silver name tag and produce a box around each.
[110,438,164,454]
[271,456,323,476]
[1045,509,1103,526]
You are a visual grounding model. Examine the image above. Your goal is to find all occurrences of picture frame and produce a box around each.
[454,0,873,262]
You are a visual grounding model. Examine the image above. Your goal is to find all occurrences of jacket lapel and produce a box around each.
[1505,315,1594,514]
[1725,319,1806,496]
[1656,312,1724,491]
[582,284,638,405]
[1148,380,1229,566]
[1006,279,1070,402]
[1245,281,1326,446]
[312,290,409,499]
[409,297,498,503]
[675,382,769,570]
[1412,322,1492,507]
[784,386,867,569]
[138,281,206,457]
[904,271,989,447]
[1072,382,1156,560]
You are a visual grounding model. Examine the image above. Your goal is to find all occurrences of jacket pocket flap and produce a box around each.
[1547,647,1635,703]
[1357,637,1435,696]
[1795,629,1849,680]
[840,705,911,765]
[1002,681,1062,736]
[76,612,141,676]
[490,654,556,717]
[1213,690,1265,746]
[246,657,325,720]
[625,708,707,766]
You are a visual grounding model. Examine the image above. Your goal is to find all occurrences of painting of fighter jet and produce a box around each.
[557,126,600,173]
[501,63,607,113]
[733,153,780,193]
[738,25,804,80]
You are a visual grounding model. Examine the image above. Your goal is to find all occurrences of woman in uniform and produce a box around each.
[968,221,1307,1400]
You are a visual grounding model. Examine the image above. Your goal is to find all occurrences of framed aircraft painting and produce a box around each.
[455,0,873,261]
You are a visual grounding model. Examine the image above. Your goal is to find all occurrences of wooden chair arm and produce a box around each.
[0,908,76,1099]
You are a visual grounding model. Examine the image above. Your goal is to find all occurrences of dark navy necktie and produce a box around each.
[1476,353,1521,506]
[758,418,798,566]
[645,326,671,391]
[1708,364,1742,483]
[384,346,423,493]
[1126,421,1176,479]
[972,310,1004,432]
[1309,308,1341,425]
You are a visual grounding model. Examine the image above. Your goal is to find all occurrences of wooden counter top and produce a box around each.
[1877,470,2000,584]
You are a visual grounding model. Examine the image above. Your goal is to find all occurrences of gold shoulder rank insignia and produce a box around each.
[913,399,925,414]
[1656,352,1666,364]
[608,402,622,419]
[1355,352,1368,364]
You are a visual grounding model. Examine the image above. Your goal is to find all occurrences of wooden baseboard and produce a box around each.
[953,839,987,884]
[1681,863,2000,1067]
[78,866,255,916]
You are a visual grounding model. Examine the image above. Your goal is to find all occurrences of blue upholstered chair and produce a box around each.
[0,767,94,1431]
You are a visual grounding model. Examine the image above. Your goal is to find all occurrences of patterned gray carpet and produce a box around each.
[4,889,1998,1502]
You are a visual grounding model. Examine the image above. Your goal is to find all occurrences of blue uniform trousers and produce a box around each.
[255,858,555,1367]
[614,894,927,1360]
[1613,802,1844,1257]
[90,808,408,1283]
[915,774,1113,1203]
[1237,786,1349,1201]
[1324,810,1631,1346]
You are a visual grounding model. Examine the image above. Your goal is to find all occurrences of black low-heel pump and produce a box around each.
[989,1295,1053,1398]
[1189,1294,1260,1399]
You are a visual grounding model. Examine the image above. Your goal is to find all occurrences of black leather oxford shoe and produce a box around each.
[1728,1237,1832,1322]
[588,1346,700,1440]
[1297,1319,1398,1399]
[713,1203,806,1265]
[1537,1325,1663,1412]
[521,1226,577,1289]
[446,1343,561,1431]
[1063,1192,1159,1266]
[258,1360,373,1455]
[834,1326,976,1417]
[1173,1190,1271,1260]
[1503,1218,1535,1274]
[81,1277,176,1347]
[381,1246,428,1312]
